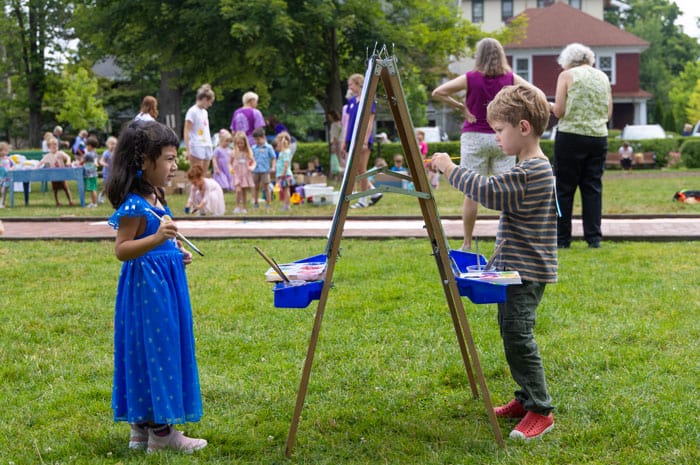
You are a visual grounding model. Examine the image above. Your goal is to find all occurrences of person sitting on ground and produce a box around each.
[186,164,225,215]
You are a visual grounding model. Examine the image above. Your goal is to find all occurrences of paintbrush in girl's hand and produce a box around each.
[146,209,204,257]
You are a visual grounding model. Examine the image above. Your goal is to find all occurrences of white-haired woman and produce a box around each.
[432,38,528,251]
[551,43,612,249]
[230,91,266,146]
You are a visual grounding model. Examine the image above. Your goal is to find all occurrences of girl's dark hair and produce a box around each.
[106,120,179,209]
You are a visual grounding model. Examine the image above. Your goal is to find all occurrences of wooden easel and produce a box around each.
[285,48,504,457]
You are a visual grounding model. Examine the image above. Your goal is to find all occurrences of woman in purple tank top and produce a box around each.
[432,38,528,251]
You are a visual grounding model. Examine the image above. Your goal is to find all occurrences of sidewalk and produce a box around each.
[1,216,698,241]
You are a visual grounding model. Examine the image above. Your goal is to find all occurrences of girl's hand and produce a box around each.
[155,216,178,243]
[177,240,193,265]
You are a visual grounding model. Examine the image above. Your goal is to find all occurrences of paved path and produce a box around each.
[1,216,698,241]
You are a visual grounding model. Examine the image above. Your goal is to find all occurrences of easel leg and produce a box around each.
[285,298,328,457]
[453,302,505,447]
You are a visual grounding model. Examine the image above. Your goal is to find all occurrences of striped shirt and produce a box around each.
[448,157,557,283]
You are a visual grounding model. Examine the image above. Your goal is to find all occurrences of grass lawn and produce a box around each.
[1,239,698,464]
[1,170,699,218]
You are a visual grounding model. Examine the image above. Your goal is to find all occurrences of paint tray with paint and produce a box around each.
[271,254,327,308]
[449,250,520,304]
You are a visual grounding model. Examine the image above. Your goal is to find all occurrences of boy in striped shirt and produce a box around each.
[432,84,557,440]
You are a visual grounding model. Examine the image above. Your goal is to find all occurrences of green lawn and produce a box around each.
[1,170,699,218]
[1,239,698,464]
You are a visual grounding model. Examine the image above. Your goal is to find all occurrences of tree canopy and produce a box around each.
[0,0,74,146]
[606,0,700,130]
[73,0,517,139]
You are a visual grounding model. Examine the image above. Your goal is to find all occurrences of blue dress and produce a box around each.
[108,193,203,424]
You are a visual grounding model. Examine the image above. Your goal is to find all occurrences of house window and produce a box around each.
[537,0,554,7]
[515,57,530,82]
[472,0,484,23]
[569,0,582,8]
[502,0,514,21]
[597,54,615,84]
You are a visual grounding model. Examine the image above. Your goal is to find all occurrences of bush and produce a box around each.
[680,139,700,168]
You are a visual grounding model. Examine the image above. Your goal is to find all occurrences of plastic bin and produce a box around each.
[303,183,339,205]
[448,250,507,304]
[272,254,327,308]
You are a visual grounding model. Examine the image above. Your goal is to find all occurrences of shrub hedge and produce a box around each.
[173,136,700,173]
[679,139,700,168]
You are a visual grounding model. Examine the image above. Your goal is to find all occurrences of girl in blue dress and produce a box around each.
[106,120,207,454]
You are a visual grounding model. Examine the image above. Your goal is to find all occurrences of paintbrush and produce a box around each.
[254,246,291,283]
[146,209,204,257]
[484,240,507,271]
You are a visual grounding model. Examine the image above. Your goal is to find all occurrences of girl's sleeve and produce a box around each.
[107,195,149,230]
[448,166,528,212]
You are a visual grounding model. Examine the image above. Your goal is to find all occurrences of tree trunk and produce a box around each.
[321,27,343,116]
[28,82,43,148]
[158,69,183,139]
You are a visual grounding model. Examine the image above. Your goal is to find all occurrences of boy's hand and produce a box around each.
[431,152,454,175]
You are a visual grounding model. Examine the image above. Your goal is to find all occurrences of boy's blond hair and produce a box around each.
[487,84,550,137]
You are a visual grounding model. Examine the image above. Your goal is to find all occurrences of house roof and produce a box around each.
[505,2,649,50]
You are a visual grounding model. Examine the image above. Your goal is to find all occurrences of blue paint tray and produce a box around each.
[448,250,508,304]
[272,254,326,308]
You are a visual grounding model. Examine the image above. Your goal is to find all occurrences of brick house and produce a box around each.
[434,1,650,134]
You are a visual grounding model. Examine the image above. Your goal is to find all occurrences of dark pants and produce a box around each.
[554,131,607,247]
[497,281,553,415]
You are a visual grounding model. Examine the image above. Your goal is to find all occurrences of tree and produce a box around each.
[75,0,514,138]
[606,0,700,128]
[73,0,257,138]
[220,0,521,125]
[1,0,73,147]
[55,67,108,132]
[687,80,700,125]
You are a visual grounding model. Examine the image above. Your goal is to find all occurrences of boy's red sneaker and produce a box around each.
[493,399,526,419]
[509,411,554,440]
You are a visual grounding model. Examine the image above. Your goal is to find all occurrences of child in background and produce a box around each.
[390,153,407,173]
[41,132,53,152]
[72,129,88,164]
[251,127,276,209]
[186,164,226,215]
[327,110,343,181]
[37,137,75,206]
[231,130,256,213]
[0,142,13,208]
[416,129,440,188]
[212,129,233,192]
[416,129,428,159]
[390,154,414,191]
[275,132,293,211]
[432,84,557,441]
[105,120,207,454]
[99,136,117,204]
[83,137,100,208]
